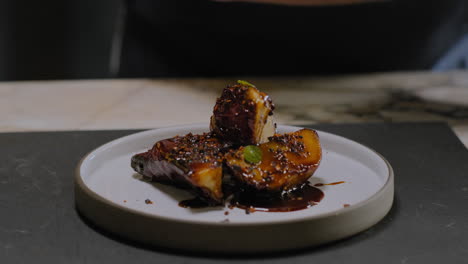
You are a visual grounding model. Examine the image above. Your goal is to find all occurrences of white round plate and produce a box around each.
[75,124,394,253]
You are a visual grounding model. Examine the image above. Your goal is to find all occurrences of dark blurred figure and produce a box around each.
[118,0,467,77]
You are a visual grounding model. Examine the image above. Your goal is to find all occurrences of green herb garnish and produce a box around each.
[237,80,256,88]
[244,145,262,164]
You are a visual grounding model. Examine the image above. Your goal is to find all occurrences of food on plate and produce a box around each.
[131,133,231,204]
[210,81,275,145]
[131,81,323,211]
[225,129,321,193]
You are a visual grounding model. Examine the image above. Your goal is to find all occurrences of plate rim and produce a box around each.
[75,123,394,227]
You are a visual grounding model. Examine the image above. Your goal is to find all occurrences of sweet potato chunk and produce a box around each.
[225,129,321,192]
[131,133,230,204]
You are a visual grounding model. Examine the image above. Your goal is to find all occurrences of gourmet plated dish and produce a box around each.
[74,80,393,252]
[131,81,322,212]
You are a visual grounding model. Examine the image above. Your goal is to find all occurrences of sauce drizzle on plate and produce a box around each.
[314,181,345,187]
[231,184,324,213]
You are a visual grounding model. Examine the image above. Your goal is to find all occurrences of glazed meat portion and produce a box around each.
[225,129,321,193]
[210,82,276,145]
[131,133,230,204]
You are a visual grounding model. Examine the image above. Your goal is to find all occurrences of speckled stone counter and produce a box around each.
[1,70,468,146]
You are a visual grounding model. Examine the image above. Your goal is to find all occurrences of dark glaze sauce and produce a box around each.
[230,184,324,213]
[179,184,324,212]
[314,181,345,187]
[178,197,212,208]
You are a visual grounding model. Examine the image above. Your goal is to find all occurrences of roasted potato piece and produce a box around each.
[225,129,321,192]
[131,133,230,204]
[210,82,276,145]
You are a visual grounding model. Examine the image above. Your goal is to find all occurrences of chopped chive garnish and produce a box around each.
[237,80,256,88]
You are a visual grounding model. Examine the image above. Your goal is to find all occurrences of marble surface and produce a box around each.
[1,71,468,147]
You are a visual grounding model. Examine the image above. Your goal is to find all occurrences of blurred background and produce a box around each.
[0,0,467,81]
[0,0,121,80]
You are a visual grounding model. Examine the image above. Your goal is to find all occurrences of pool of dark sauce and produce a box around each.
[230,184,324,213]
[179,197,212,208]
[178,184,326,212]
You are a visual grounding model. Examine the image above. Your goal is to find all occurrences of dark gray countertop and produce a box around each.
[1,122,468,263]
